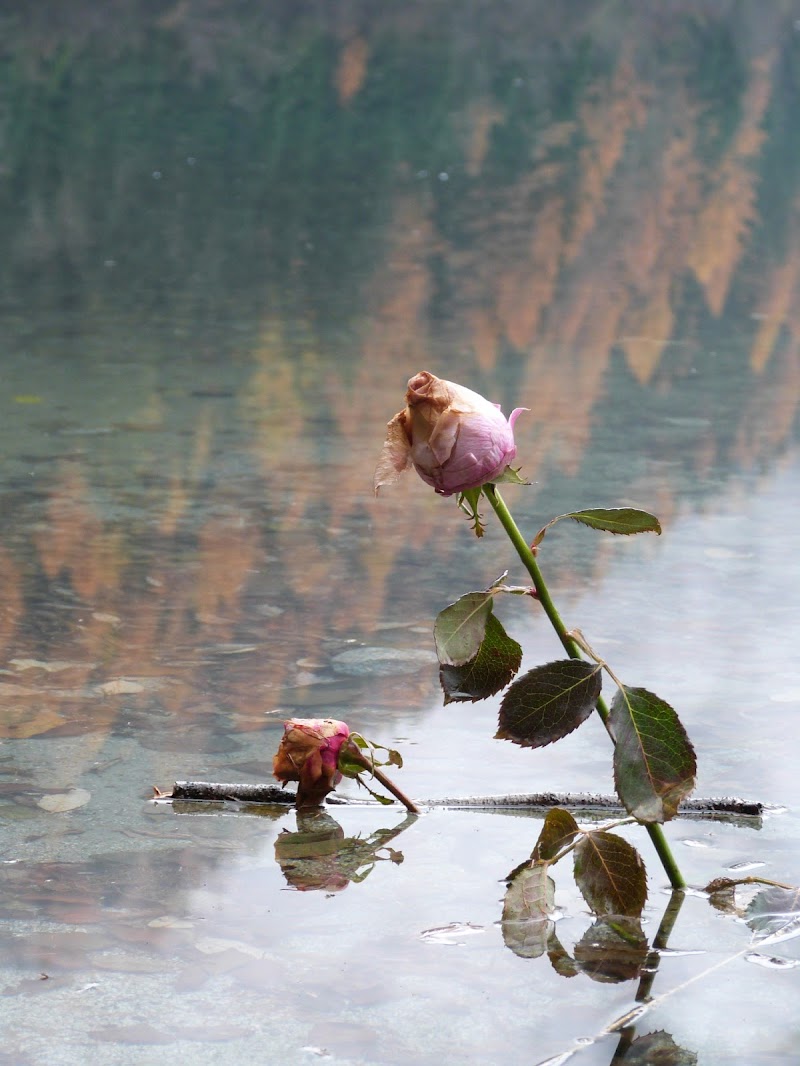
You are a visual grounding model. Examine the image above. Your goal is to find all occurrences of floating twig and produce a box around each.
[156,783,766,820]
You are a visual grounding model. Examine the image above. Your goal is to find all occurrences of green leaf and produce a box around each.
[336,749,366,779]
[610,686,697,823]
[440,613,522,704]
[566,508,662,536]
[533,507,662,546]
[501,861,556,959]
[573,831,648,917]
[338,736,404,777]
[433,592,493,667]
[532,808,580,862]
[496,659,602,748]
[746,886,800,945]
[573,916,649,983]
[491,466,530,487]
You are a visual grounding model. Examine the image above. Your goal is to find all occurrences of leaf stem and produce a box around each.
[483,485,685,890]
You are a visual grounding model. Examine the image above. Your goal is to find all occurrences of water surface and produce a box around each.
[1,4,799,1063]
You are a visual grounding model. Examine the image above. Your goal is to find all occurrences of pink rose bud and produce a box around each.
[273,718,351,808]
[374,370,526,497]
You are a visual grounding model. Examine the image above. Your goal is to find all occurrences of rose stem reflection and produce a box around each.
[634,888,687,1004]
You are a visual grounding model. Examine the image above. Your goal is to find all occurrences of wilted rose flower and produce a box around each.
[374,370,526,496]
[272,718,351,808]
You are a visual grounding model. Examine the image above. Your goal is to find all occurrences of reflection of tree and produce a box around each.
[2,0,800,769]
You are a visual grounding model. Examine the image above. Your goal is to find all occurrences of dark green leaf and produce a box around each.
[440,613,522,704]
[573,831,648,917]
[746,886,800,945]
[433,592,493,667]
[532,808,580,862]
[501,861,556,958]
[573,916,648,982]
[610,686,697,823]
[496,659,602,748]
[567,508,662,536]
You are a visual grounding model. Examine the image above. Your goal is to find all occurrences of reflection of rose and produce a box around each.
[272,718,350,808]
[374,370,526,497]
[275,811,350,892]
[274,809,409,892]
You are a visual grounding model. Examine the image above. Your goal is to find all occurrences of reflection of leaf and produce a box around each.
[501,861,556,958]
[547,927,579,977]
[532,808,580,861]
[746,886,800,945]
[496,660,602,747]
[574,831,647,917]
[433,592,493,666]
[610,686,696,823]
[440,613,522,704]
[616,1029,698,1065]
[573,915,648,982]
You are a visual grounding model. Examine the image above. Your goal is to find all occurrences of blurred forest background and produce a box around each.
[1,0,799,752]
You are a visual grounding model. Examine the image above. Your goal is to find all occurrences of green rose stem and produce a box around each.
[483,484,686,891]
[343,742,421,814]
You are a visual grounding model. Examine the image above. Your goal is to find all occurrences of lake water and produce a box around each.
[1,4,799,1064]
